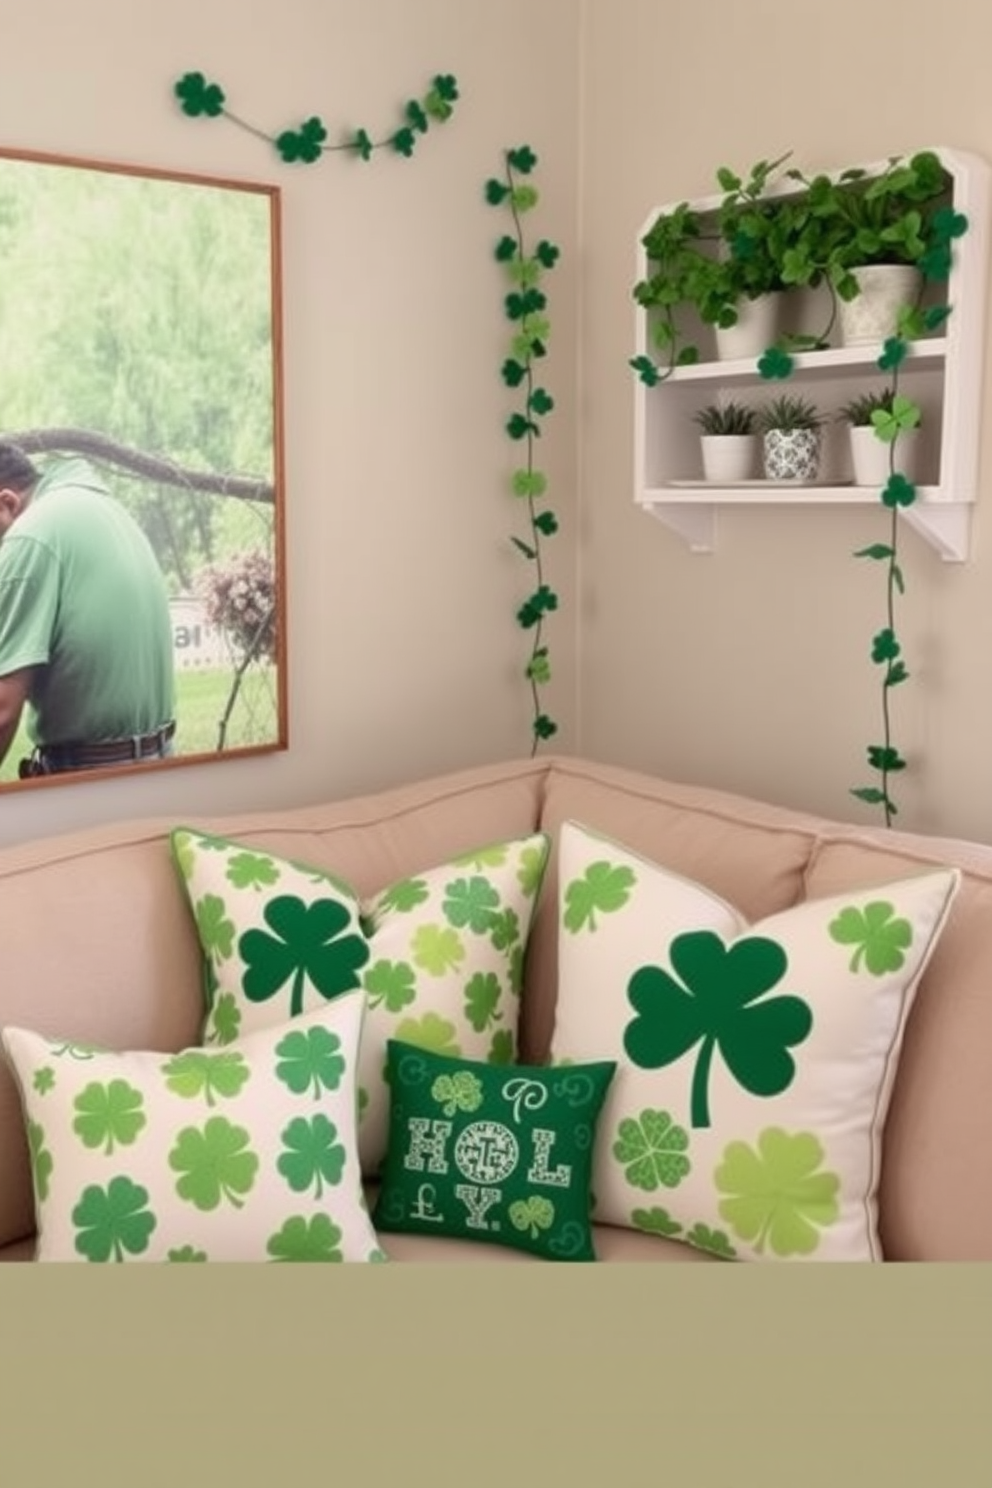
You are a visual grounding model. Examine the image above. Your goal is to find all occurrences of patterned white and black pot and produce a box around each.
[762,428,821,481]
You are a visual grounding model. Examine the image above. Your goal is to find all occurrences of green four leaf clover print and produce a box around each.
[442,876,501,933]
[27,1119,53,1203]
[267,1214,344,1262]
[275,1025,347,1099]
[73,1081,146,1155]
[624,931,813,1127]
[563,860,636,932]
[162,1052,250,1106]
[240,894,370,1017]
[169,1117,259,1211]
[277,1115,346,1197]
[431,1071,483,1117]
[828,900,913,974]
[363,959,417,1013]
[715,1128,840,1258]
[613,1109,691,1191]
[392,1012,462,1059]
[195,894,236,960]
[509,1196,555,1239]
[73,1176,157,1262]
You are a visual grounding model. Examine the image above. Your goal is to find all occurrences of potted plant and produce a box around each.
[692,397,758,481]
[837,387,922,487]
[631,154,790,380]
[774,150,952,348]
[757,394,824,481]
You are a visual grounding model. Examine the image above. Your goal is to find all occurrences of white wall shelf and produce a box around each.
[633,147,990,562]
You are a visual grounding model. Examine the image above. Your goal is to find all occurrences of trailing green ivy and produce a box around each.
[486,146,561,754]
[173,71,459,164]
[757,206,968,825]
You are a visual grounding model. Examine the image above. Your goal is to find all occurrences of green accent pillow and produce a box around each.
[549,821,961,1263]
[1,990,386,1263]
[372,1041,616,1261]
[169,828,550,1180]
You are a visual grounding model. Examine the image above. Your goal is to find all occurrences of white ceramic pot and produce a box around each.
[699,434,759,483]
[848,425,921,487]
[838,265,922,347]
[763,428,821,482]
[714,292,782,361]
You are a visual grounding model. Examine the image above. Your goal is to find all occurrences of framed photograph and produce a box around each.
[0,143,286,794]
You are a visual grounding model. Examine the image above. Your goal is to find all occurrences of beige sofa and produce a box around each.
[2,752,991,1262]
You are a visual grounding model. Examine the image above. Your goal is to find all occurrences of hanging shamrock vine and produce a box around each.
[755,200,969,825]
[486,146,561,754]
[173,70,459,164]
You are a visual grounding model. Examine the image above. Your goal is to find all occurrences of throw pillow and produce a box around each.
[373,1041,616,1261]
[549,821,960,1263]
[169,827,551,1178]
[1,990,386,1263]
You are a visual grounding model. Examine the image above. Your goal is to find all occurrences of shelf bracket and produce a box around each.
[900,503,971,562]
[640,500,715,553]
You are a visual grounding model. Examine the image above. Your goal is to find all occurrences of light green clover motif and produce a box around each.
[274,1025,347,1099]
[508,943,525,996]
[72,1080,146,1155]
[563,860,636,932]
[631,1206,683,1238]
[167,1246,208,1262]
[277,1115,346,1197]
[195,893,236,960]
[431,1071,483,1117]
[624,931,813,1128]
[411,924,466,977]
[33,1067,55,1095]
[685,1223,737,1260]
[489,907,520,952]
[206,993,242,1046]
[169,1117,259,1211]
[162,1051,250,1106]
[73,1177,157,1262]
[452,844,509,870]
[392,1012,462,1059]
[488,1029,514,1066]
[226,851,280,891]
[442,876,501,934]
[239,895,370,1017]
[27,1119,53,1203]
[363,959,417,1013]
[714,1128,840,1258]
[509,1195,555,1240]
[517,844,548,899]
[828,901,913,975]
[465,971,502,1033]
[377,878,430,914]
[613,1110,690,1191]
[267,1214,344,1262]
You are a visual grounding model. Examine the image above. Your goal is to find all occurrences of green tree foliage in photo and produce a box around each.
[0,154,280,777]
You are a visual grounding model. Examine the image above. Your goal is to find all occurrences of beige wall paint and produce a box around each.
[0,0,579,847]
[577,0,992,843]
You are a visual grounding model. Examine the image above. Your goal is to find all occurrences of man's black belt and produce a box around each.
[35,721,176,770]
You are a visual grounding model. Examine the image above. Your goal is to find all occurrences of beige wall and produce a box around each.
[577,0,992,843]
[0,0,579,847]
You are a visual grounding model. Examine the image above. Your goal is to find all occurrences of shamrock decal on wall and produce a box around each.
[623,931,813,1128]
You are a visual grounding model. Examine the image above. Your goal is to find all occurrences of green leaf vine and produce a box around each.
[759,208,969,825]
[487,146,561,753]
[173,71,459,165]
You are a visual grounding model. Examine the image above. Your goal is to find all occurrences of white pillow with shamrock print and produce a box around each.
[1,990,386,1263]
[170,827,550,1179]
[549,822,960,1263]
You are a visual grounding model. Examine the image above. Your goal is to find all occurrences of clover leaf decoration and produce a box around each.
[613,1109,690,1191]
[174,71,225,118]
[827,900,913,975]
[276,116,328,165]
[757,346,794,380]
[73,1176,157,1263]
[431,1071,483,1118]
[509,1195,555,1240]
[624,931,813,1129]
[881,473,916,509]
[239,894,370,1017]
[267,1214,344,1263]
[715,1127,840,1258]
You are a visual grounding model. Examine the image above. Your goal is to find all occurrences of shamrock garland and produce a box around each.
[173,70,459,164]
[754,205,967,826]
[486,146,561,753]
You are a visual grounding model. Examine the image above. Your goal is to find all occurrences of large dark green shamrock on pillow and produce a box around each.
[623,931,813,1128]
[239,896,370,1017]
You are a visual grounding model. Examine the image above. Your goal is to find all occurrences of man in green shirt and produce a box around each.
[0,441,176,777]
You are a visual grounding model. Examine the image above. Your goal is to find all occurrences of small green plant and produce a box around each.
[757,395,822,432]
[837,388,897,426]
[630,153,791,386]
[693,400,756,436]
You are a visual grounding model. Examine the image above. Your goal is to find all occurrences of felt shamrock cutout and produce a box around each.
[174,71,225,118]
[881,473,916,509]
[275,117,328,164]
[757,346,794,380]
[871,393,921,442]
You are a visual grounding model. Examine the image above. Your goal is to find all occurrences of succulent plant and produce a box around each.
[836,387,900,426]
[692,399,757,436]
[757,394,823,432]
